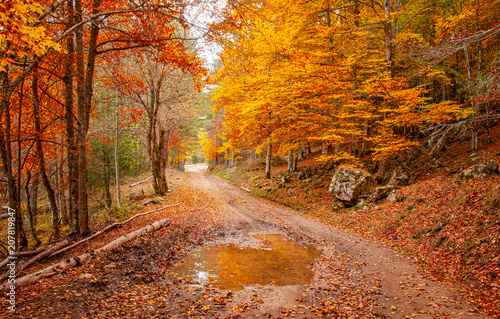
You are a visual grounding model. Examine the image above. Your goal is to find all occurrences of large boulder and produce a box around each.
[328,166,372,206]
[459,160,499,179]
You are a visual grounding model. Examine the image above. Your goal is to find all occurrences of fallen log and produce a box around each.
[17,240,69,274]
[49,202,182,259]
[0,240,69,281]
[0,241,62,269]
[1,218,170,291]
[130,176,153,187]
[12,246,49,258]
[240,186,251,192]
[48,224,120,259]
[95,218,169,253]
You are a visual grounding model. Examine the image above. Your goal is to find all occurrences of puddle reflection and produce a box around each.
[173,233,319,290]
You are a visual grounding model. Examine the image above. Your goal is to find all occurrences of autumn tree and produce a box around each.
[0,0,62,249]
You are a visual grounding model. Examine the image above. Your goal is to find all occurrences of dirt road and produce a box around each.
[173,172,487,318]
[6,170,488,318]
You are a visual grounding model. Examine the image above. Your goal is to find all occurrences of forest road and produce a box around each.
[8,169,490,319]
[176,171,489,319]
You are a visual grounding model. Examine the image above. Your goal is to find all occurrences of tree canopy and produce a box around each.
[206,0,500,175]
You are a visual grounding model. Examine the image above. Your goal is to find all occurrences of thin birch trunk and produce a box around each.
[115,92,121,206]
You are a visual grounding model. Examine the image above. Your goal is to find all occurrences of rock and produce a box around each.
[429,158,443,168]
[139,198,158,207]
[328,166,372,206]
[297,167,313,180]
[79,273,93,281]
[128,190,145,201]
[371,185,396,202]
[387,168,410,186]
[459,160,499,179]
[331,199,345,212]
[387,190,397,202]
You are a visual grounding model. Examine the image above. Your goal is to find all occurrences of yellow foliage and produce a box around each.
[0,0,60,71]
[210,0,484,165]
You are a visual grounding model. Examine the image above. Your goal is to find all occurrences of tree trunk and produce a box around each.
[75,0,85,236]
[0,69,27,251]
[16,63,24,247]
[288,151,297,172]
[265,140,272,179]
[103,156,112,208]
[288,151,292,171]
[28,175,39,228]
[375,157,388,184]
[362,118,369,155]
[76,0,102,236]
[25,172,42,247]
[33,68,60,240]
[58,138,68,225]
[352,134,359,156]
[64,0,79,233]
[3,218,171,292]
[471,126,478,151]
[383,0,395,77]
[152,129,168,195]
[146,78,169,196]
[292,152,298,172]
[115,93,121,206]
[76,61,89,235]
[322,142,328,155]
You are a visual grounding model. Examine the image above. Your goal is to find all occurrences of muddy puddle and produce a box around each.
[172,233,319,290]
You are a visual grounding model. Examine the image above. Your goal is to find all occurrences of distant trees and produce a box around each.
[99,48,202,196]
